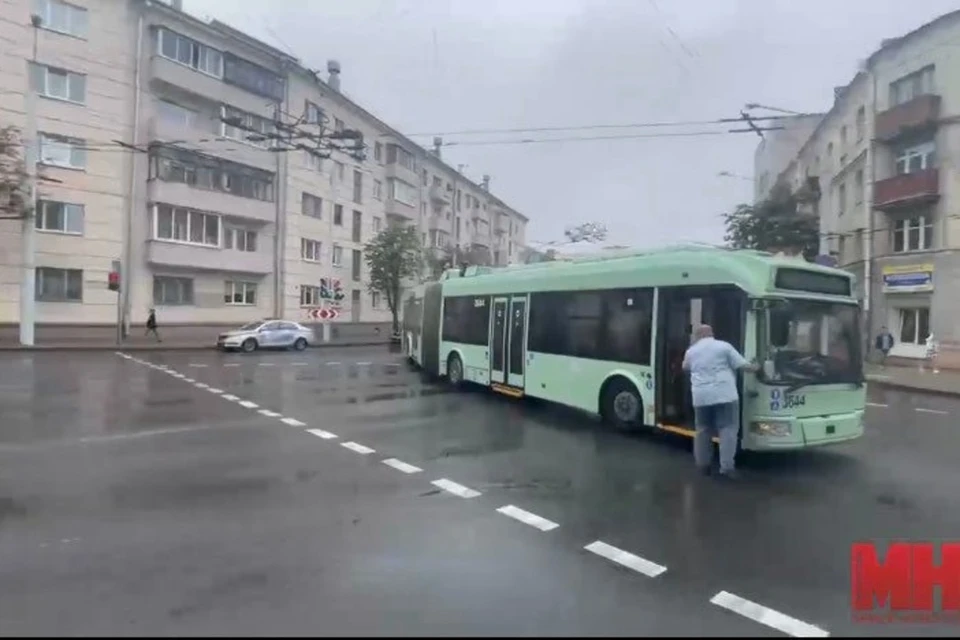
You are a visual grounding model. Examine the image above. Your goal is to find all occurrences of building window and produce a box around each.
[220,105,276,148]
[892,215,933,253]
[332,244,343,267]
[334,118,344,132]
[300,284,321,307]
[897,307,930,346]
[157,100,197,128]
[304,101,324,125]
[304,151,323,172]
[222,52,284,101]
[224,227,257,252]
[890,66,934,107]
[351,249,361,281]
[34,0,88,37]
[372,216,382,234]
[35,267,82,302]
[35,200,83,234]
[353,169,363,204]
[31,64,85,103]
[371,291,380,308]
[328,203,342,226]
[854,169,863,204]
[301,238,321,262]
[39,133,85,169]
[856,106,865,141]
[373,179,382,200]
[157,28,223,78]
[153,203,220,247]
[149,146,275,202]
[301,192,322,218]
[385,144,416,171]
[334,161,345,181]
[895,142,935,175]
[374,142,382,162]
[153,276,193,306]
[837,182,846,216]
[224,281,257,305]
[388,178,417,207]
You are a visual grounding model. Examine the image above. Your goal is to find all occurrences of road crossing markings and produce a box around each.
[188,363,207,368]
[382,458,422,474]
[431,478,480,498]
[495,505,558,531]
[207,387,223,394]
[866,402,887,408]
[238,400,258,409]
[709,591,830,638]
[341,441,375,455]
[584,541,667,578]
[221,394,240,402]
[258,409,282,418]
[915,407,947,415]
[281,417,307,427]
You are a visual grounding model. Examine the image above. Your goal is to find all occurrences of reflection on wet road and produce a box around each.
[0,348,957,636]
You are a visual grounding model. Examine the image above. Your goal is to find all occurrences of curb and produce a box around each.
[0,341,394,352]
[866,375,960,399]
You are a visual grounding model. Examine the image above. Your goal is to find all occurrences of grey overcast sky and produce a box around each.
[187,0,958,250]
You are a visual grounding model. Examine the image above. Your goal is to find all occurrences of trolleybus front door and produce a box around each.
[507,296,527,389]
[490,297,508,384]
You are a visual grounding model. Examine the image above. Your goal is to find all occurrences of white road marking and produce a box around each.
[916,407,948,415]
[341,441,375,455]
[224,363,240,367]
[238,400,259,409]
[188,363,207,368]
[194,383,209,389]
[382,458,422,474]
[291,362,309,366]
[431,478,480,498]
[584,541,667,578]
[710,591,829,638]
[866,402,887,408]
[356,361,371,366]
[496,505,558,531]
[221,394,240,401]
[258,409,281,417]
[327,362,341,366]
[281,417,306,427]
[207,388,223,394]
[307,428,338,440]
[170,372,185,378]
[258,362,275,367]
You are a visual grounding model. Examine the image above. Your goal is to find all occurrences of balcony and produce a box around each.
[146,240,273,274]
[875,94,941,143]
[427,215,449,232]
[429,185,451,205]
[147,117,276,172]
[149,55,273,118]
[873,168,939,211]
[384,197,416,221]
[147,180,276,224]
[383,161,418,185]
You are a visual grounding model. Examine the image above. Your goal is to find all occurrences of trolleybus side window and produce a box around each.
[442,295,490,345]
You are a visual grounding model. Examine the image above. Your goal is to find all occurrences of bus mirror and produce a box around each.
[769,308,790,347]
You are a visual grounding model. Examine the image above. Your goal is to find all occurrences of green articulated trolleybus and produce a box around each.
[401,246,866,452]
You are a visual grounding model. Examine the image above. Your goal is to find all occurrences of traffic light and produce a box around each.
[108,271,120,292]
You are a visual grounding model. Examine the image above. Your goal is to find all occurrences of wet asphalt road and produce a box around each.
[0,348,958,637]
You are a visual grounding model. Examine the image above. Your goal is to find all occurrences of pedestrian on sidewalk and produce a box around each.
[145,308,162,342]
[921,333,939,374]
[875,326,894,366]
[682,324,759,480]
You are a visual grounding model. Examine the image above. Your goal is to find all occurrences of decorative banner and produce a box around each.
[882,264,934,293]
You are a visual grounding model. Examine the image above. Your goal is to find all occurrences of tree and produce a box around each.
[365,224,423,334]
[722,183,819,260]
[0,125,31,220]
[425,244,492,279]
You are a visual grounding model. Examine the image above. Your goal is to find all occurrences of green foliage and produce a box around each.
[426,244,492,279]
[722,184,820,260]
[364,223,422,332]
[0,125,31,219]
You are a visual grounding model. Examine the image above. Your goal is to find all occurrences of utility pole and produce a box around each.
[20,13,42,347]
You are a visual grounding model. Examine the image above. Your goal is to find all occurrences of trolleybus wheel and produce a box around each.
[601,377,643,430]
[447,353,464,388]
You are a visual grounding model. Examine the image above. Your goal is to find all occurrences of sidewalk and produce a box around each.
[0,337,394,352]
[865,363,960,398]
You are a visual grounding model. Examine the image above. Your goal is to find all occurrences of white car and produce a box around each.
[217,320,315,353]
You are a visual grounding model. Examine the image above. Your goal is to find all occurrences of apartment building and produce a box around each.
[0,0,529,336]
[757,10,960,360]
[752,114,823,203]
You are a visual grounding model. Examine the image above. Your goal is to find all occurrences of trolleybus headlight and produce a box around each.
[750,421,792,437]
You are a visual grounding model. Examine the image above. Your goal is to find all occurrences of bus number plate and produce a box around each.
[783,394,806,409]
[769,389,806,411]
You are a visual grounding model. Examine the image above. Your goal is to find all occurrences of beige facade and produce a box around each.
[760,10,960,361]
[0,0,529,331]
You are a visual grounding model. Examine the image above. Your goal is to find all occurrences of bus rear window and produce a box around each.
[774,268,851,296]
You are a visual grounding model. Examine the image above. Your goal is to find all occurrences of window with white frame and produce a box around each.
[34,0,88,37]
[305,101,324,125]
[372,216,382,234]
[300,284,321,306]
[897,307,930,346]
[224,281,257,305]
[156,99,197,128]
[220,105,276,148]
[301,192,322,218]
[386,144,416,171]
[153,276,193,305]
[35,200,83,234]
[153,204,220,247]
[157,28,223,77]
[371,291,380,308]
[149,147,275,202]
[374,142,382,162]
[31,64,85,103]
[895,142,935,175]
[373,179,382,200]
[388,178,417,206]
[856,106,865,141]
[222,53,284,101]
[335,161,345,181]
[332,244,343,266]
[224,227,257,252]
[890,66,934,107]
[35,267,82,302]
[333,204,343,226]
[301,238,321,262]
[892,215,933,253]
[39,133,86,169]
[837,182,846,216]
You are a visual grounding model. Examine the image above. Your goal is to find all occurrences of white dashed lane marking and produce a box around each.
[341,441,375,455]
[356,361,371,366]
[238,400,258,409]
[291,362,309,366]
[306,429,338,440]
[194,382,209,389]
[221,394,240,401]
[382,458,422,474]
[432,478,481,498]
[207,388,223,394]
[866,402,887,408]
[496,505,559,531]
[224,363,240,367]
[915,407,948,415]
[258,362,275,367]
[258,409,282,418]
[327,362,341,366]
[584,541,667,578]
[281,417,306,427]
[710,591,829,638]
[188,363,207,368]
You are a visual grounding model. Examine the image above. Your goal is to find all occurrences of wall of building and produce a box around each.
[753,114,823,203]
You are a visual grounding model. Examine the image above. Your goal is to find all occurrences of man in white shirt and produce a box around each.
[682,324,758,479]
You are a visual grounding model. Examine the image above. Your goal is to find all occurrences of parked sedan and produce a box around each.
[217,320,315,353]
